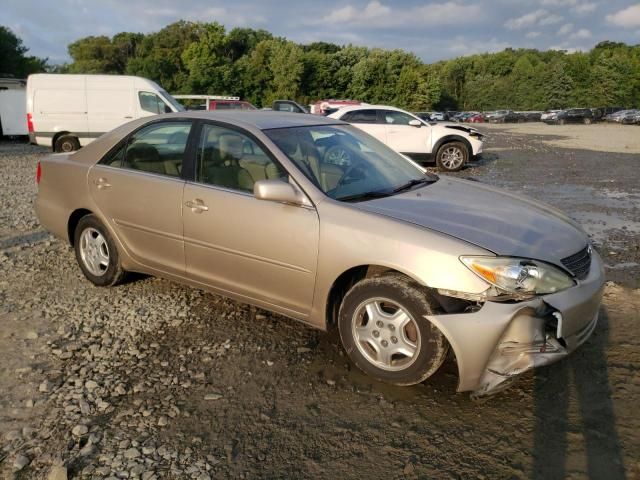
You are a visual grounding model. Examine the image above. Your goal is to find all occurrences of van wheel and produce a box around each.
[338,274,449,386]
[436,141,468,172]
[55,135,80,153]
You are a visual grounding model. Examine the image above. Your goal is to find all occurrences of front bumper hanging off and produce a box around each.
[425,251,605,397]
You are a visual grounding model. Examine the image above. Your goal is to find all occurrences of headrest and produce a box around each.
[127,143,159,163]
[219,133,243,161]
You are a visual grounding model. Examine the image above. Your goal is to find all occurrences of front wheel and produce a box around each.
[74,215,125,286]
[338,274,449,386]
[435,141,468,172]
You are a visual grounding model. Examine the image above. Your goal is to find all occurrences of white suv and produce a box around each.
[328,105,484,171]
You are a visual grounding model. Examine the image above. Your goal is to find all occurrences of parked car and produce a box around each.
[272,100,309,114]
[35,110,604,397]
[328,105,484,171]
[620,109,640,124]
[487,110,519,123]
[27,74,185,152]
[413,112,433,122]
[518,111,543,122]
[546,108,594,125]
[540,110,562,122]
[173,95,256,111]
[310,99,362,115]
[467,113,485,123]
[430,112,445,121]
[605,109,638,123]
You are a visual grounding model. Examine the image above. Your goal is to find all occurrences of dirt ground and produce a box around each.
[480,122,640,154]
[0,124,639,479]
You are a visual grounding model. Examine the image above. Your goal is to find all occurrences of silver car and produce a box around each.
[35,111,604,396]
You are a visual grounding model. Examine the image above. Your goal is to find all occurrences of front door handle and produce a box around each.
[94,177,112,189]
[185,199,209,213]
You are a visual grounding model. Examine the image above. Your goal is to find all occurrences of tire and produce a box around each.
[54,135,80,153]
[435,141,468,172]
[73,214,125,287]
[583,117,592,125]
[338,274,449,386]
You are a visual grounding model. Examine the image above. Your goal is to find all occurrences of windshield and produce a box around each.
[158,90,185,112]
[265,125,437,202]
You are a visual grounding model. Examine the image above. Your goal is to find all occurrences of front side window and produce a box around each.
[382,110,415,125]
[101,122,191,177]
[195,124,286,192]
[139,91,171,114]
[266,125,436,201]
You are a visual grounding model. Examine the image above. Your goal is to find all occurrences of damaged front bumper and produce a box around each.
[426,250,605,397]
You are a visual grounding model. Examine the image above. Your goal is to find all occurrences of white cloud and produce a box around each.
[570,28,592,39]
[606,4,640,28]
[573,3,596,15]
[505,9,562,30]
[526,31,542,38]
[558,23,574,35]
[319,1,482,27]
[447,36,510,56]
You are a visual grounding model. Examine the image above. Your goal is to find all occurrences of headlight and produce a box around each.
[460,256,574,296]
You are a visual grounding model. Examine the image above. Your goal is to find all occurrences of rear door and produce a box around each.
[341,109,387,144]
[87,120,193,275]
[381,110,430,154]
[181,121,319,316]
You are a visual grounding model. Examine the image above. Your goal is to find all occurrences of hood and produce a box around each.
[353,177,587,266]
[431,123,480,136]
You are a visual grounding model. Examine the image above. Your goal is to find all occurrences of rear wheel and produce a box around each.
[583,117,592,125]
[435,141,468,172]
[54,135,80,153]
[74,215,125,286]
[338,274,449,386]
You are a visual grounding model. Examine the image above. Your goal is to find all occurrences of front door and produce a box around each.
[381,110,430,154]
[87,120,193,274]
[182,122,320,316]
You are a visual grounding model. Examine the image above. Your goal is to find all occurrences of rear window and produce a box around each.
[342,110,378,124]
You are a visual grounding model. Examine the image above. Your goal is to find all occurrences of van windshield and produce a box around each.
[159,90,185,112]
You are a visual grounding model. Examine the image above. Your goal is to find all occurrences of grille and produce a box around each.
[561,245,591,280]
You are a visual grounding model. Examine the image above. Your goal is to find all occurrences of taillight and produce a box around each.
[36,162,41,185]
[27,113,34,133]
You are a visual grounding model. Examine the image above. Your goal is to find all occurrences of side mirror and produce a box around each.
[254,179,305,206]
[408,119,422,127]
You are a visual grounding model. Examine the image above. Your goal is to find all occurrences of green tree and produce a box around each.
[0,25,47,77]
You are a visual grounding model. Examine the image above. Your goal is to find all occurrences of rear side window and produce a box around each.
[342,110,378,124]
[100,121,192,178]
[139,92,171,114]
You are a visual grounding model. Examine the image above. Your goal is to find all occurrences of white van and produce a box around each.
[0,78,28,137]
[26,74,184,152]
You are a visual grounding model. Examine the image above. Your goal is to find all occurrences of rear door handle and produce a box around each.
[94,177,111,189]
[185,199,209,213]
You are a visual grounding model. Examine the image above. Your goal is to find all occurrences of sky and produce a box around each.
[4,0,640,65]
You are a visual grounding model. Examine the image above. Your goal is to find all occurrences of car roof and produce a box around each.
[159,110,345,130]
[333,104,409,115]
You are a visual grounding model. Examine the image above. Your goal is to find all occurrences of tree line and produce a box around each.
[2,22,639,110]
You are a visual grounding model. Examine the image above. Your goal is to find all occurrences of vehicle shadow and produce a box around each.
[532,306,625,479]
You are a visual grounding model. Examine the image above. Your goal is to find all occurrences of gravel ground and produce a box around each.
[0,127,639,479]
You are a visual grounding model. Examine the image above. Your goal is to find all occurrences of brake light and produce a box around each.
[27,113,34,133]
[36,162,41,185]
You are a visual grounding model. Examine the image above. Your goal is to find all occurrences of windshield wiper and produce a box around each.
[336,190,393,202]
[392,177,436,193]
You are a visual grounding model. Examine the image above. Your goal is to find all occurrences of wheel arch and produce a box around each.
[67,208,93,246]
[432,134,472,157]
[325,264,439,329]
[52,131,73,151]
